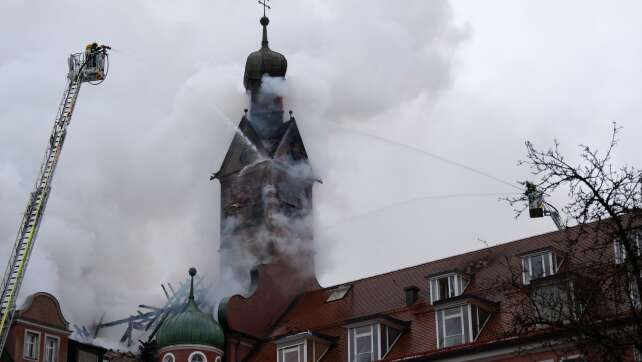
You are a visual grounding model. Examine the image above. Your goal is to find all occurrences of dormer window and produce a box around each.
[428,273,469,304]
[275,331,333,362]
[434,297,495,349]
[346,316,408,362]
[521,250,562,285]
[278,344,304,362]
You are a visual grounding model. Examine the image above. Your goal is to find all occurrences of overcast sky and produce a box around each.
[1,0,641,341]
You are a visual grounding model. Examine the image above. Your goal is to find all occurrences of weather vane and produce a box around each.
[258,0,271,17]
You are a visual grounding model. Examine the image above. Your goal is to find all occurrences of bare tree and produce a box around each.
[502,123,642,361]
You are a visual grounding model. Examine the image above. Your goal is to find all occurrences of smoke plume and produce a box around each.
[4,0,640,348]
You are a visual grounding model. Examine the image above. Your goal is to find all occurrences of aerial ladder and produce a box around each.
[524,181,566,231]
[0,43,110,353]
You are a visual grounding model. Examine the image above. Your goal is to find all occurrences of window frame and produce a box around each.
[435,303,493,349]
[429,273,468,304]
[23,329,41,360]
[442,306,465,347]
[277,342,305,362]
[614,229,642,264]
[275,332,333,362]
[379,323,402,359]
[44,335,59,362]
[352,324,374,362]
[521,250,558,285]
[326,285,351,302]
[188,351,207,362]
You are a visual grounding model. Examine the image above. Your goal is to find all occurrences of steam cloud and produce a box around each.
[3,0,641,348]
[0,0,465,340]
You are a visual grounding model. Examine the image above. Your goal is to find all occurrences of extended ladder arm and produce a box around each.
[0,44,109,354]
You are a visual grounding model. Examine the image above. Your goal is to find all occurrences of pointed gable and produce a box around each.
[273,119,309,163]
[215,116,268,179]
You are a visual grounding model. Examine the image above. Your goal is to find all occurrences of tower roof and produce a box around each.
[243,16,288,92]
[156,268,224,349]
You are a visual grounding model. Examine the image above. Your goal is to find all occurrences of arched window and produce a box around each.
[162,353,175,362]
[188,352,207,362]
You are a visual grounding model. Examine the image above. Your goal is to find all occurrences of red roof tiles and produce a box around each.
[236,225,615,361]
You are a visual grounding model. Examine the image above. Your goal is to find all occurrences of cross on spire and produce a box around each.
[258,0,271,17]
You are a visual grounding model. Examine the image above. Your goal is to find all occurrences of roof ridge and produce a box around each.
[319,226,569,290]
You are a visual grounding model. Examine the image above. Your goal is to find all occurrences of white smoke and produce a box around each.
[2,0,641,349]
[260,75,288,98]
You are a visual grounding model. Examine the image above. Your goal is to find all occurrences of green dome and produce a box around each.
[156,269,224,349]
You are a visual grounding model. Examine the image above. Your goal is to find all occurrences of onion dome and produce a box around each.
[156,268,224,349]
[243,16,288,92]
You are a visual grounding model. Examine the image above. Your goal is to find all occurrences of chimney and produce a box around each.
[404,286,420,306]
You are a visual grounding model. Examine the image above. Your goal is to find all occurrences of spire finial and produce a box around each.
[258,0,271,17]
[188,267,197,300]
[258,0,271,46]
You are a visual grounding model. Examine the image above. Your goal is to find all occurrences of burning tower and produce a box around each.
[213,15,316,286]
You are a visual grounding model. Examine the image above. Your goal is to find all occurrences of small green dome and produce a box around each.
[156,269,224,349]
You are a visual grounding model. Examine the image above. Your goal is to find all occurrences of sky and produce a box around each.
[1,0,642,343]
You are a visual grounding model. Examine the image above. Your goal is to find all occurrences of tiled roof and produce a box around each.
[245,226,600,361]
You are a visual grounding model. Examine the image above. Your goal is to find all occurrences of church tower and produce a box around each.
[213,15,316,285]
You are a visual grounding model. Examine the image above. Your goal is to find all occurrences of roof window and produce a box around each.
[326,285,351,302]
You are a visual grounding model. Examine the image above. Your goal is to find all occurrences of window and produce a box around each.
[442,307,464,347]
[379,325,402,358]
[162,354,175,362]
[614,229,642,264]
[429,273,469,304]
[277,344,304,362]
[326,285,351,302]
[188,352,206,362]
[45,336,59,362]
[275,332,332,362]
[532,283,570,323]
[353,325,374,362]
[436,304,492,348]
[24,330,40,360]
[347,321,406,361]
[521,251,562,285]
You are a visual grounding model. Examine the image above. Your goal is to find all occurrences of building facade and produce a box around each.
[1,293,105,362]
